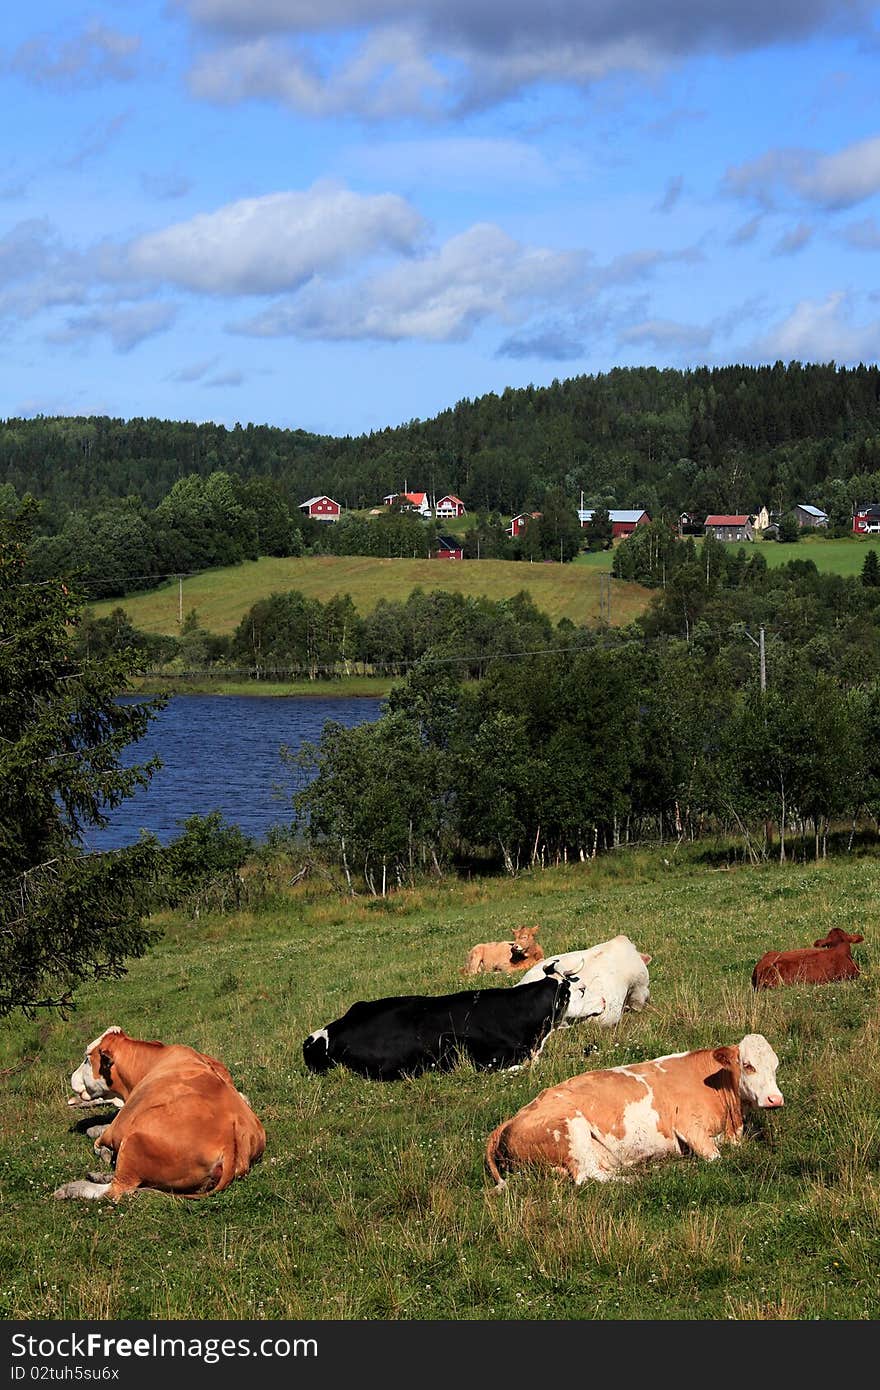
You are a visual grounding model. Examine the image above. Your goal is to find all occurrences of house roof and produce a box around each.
[797,504,828,518]
[705,514,750,526]
[384,491,428,505]
[435,535,461,550]
[437,494,464,506]
[300,496,337,507]
[578,509,649,524]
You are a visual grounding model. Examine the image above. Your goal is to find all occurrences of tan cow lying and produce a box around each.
[485,1033,783,1187]
[54,1026,266,1202]
[462,925,544,976]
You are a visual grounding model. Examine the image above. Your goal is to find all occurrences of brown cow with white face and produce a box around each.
[485,1033,783,1187]
[752,927,864,989]
[54,1026,265,1202]
[462,925,544,976]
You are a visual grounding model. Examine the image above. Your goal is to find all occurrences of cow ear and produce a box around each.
[640,953,652,964]
[712,1046,737,1068]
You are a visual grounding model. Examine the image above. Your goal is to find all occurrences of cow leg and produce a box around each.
[675,1129,721,1161]
[85,1123,110,1140]
[53,1176,113,1200]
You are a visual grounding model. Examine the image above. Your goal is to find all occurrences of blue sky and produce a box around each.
[2,2,880,437]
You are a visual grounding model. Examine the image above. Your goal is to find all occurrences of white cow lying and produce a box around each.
[517,934,651,1027]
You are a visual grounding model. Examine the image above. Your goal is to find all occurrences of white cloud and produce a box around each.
[6,23,140,90]
[48,303,178,353]
[725,134,880,212]
[174,1,872,115]
[617,317,713,350]
[772,222,814,256]
[128,184,427,294]
[840,217,880,250]
[754,292,880,363]
[343,136,555,188]
[230,222,585,341]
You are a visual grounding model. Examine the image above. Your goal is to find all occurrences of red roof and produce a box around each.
[705,515,750,526]
[438,494,464,506]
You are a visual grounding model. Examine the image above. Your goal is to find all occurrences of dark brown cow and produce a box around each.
[751,927,864,989]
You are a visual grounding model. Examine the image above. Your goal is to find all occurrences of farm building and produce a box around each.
[749,505,771,531]
[853,504,880,534]
[577,508,651,538]
[433,535,464,560]
[436,495,466,518]
[299,495,341,522]
[383,491,432,517]
[795,504,828,528]
[704,514,754,542]
[507,511,542,538]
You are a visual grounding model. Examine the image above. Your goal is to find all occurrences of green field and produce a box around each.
[2,846,878,1321]
[747,535,880,576]
[91,554,649,637]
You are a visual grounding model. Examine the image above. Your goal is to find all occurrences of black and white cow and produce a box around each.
[302,964,603,1080]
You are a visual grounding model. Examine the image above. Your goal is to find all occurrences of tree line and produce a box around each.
[3,361,880,560]
[289,536,880,889]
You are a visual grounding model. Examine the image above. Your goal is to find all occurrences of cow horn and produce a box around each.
[564,957,585,979]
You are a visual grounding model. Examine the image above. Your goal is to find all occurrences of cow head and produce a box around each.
[814,928,864,949]
[714,1034,784,1109]
[542,960,604,1023]
[69,1026,125,1104]
[513,925,540,946]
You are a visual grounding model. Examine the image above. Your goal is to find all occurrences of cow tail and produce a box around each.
[485,1123,509,1191]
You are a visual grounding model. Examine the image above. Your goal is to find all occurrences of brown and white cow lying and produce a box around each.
[485,1033,783,1187]
[54,1026,266,1202]
[752,927,864,989]
[462,925,544,976]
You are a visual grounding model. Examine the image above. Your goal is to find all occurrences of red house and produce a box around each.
[853,504,880,534]
[436,494,466,518]
[299,495,341,522]
[433,534,464,560]
[577,508,651,538]
[507,511,541,538]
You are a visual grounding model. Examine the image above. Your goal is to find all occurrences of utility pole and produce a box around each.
[743,625,766,691]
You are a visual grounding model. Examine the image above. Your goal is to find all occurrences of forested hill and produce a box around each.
[3,361,880,523]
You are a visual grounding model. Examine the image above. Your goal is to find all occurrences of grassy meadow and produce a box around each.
[1,845,879,1322]
[89,555,650,637]
[756,535,880,576]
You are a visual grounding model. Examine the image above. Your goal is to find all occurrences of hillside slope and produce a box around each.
[91,554,651,635]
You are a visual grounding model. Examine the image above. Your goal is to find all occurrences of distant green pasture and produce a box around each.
[744,535,879,576]
[90,554,649,637]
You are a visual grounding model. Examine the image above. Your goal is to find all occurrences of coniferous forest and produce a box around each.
[2,361,880,598]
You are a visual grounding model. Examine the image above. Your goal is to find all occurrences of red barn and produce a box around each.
[507,511,541,538]
[434,535,464,560]
[299,495,341,522]
[853,504,880,534]
[578,508,651,538]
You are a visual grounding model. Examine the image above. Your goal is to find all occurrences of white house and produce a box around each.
[383,491,432,517]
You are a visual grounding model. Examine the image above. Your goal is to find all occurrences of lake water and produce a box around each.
[85,694,385,851]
